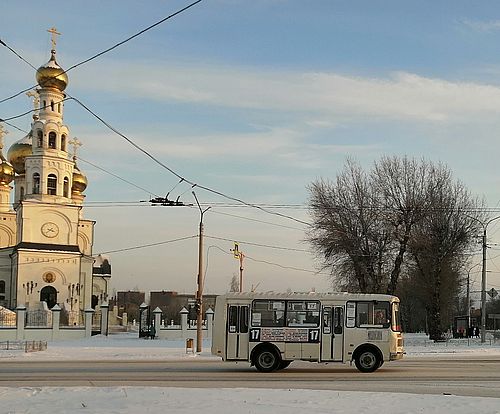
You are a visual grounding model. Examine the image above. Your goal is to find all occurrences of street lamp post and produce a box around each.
[468,214,500,343]
[192,192,210,353]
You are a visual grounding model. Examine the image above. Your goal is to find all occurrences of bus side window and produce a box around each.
[228,306,238,333]
[374,303,390,327]
[334,307,343,334]
[323,307,331,334]
[252,300,285,327]
[357,302,371,326]
[240,306,249,333]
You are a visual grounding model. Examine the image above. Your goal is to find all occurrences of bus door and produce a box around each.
[226,305,249,360]
[321,306,344,361]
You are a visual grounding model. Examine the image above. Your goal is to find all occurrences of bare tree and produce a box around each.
[229,274,239,293]
[372,156,433,294]
[308,155,483,323]
[308,159,391,293]
[407,167,483,339]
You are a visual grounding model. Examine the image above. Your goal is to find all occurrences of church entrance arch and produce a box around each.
[40,286,57,309]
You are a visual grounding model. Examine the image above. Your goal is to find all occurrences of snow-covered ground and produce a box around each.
[1,332,499,413]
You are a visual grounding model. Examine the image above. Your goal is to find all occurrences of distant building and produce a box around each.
[92,254,112,308]
[117,290,145,321]
[150,291,216,325]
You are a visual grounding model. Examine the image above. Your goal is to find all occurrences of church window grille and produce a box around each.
[33,173,40,194]
[47,174,57,195]
[48,132,56,149]
[63,177,69,197]
[61,134,66,151]
[0,280,5,294]
[37,130,43,147]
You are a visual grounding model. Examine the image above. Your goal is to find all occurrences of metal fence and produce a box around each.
[25,310,52,327]
[92,309,102,333]
[0,340,47,352]
[0,312,16,327]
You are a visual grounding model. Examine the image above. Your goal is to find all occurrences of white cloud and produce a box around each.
[71,59,500,123]
[461,18,500,32]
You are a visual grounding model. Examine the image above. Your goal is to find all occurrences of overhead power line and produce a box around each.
[77,156,160,197]
[0,235,199,270]
[244,253,327,275]
[206,245,329,276]
[203,208,305,231]
[1,97,71,123]
[205,235,310,252]
[97,235,198,255]
[0,26,311,226]
[69,95,310,226]
[0,0,204,105]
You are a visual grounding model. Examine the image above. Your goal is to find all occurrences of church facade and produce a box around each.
[0,30,108,316]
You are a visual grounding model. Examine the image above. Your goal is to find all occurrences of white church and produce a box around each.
[0,29,110,319]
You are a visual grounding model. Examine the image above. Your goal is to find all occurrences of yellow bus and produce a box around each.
[211,292,404,372]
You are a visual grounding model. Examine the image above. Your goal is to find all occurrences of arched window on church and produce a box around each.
[50,101,55,111]
[33,173,40,194]
[20,187,25,200]
[47,174,57,195]
[0,280,5,294]
[37,130,43,148]
[58,103,61,113]
[63,177,69,197]
[61,134,67,151]
[48,132,56,149]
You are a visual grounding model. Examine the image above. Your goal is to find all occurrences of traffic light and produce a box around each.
[232,242,240,259]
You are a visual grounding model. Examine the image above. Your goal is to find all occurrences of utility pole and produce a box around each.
[481,227,487,343]
[192,192,210,353]
[467,269,470,342]
[239,252,244,293]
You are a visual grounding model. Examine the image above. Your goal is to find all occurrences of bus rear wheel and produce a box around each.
[254,347,280,372]
[354,348,380,373]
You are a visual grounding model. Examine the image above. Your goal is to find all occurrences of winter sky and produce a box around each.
[2,1,500,296]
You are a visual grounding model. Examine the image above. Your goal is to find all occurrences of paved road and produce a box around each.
[1,356,499,397]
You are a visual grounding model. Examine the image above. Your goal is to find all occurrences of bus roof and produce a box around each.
[217,291,399,302]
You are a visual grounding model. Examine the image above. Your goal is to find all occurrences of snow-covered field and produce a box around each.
[1,332,499,413]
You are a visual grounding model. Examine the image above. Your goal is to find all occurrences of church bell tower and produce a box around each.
[0,28,95,312]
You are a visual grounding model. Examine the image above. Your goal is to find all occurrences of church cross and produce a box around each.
[0,124,7,150]
[68,137,83,159]
[47,27,61,51]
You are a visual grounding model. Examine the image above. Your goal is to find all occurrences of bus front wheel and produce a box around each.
[253,347,280,372]
[354,348,381,373]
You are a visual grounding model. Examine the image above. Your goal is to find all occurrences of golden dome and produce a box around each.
[0,156,15,185]
[7,132,32,174]
[72,165,88,194]
[36,51,68,91]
